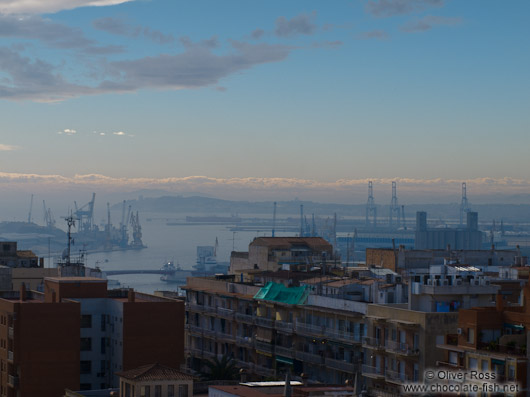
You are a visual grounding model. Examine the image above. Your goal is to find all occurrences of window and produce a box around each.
[467,328,475,344]
[101,338,106,354]
[168,385,175,397]
[80,315,92,328]
[481,360,489,371]
[80,360,92,374]
[178,384,188,397]
[125,383,131,397]
[80,337,92,351]
[80,383,91,391]
[141,385,151,397]
[469,357,478,370]
[101,314,106,331]
[155,385,162,397]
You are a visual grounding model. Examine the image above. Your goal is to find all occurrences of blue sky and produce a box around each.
[0,0,529,204]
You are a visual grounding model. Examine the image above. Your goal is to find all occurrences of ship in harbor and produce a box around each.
[191,239,229,276]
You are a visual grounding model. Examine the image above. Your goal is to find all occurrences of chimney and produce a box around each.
[128,289,135,303]
[19,283,26,302]
[496,293,504,312]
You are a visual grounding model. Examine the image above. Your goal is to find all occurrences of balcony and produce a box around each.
[186,303,206,313]
[295,351,324,365]
[385,340,419,356]
[295,321,325,337]
[385,369,410,385]
[256,317,274,328]
[325,358,359,373]
[202,329,216,338]
[436,360,463,369]
[204,305,217,314]
[275,320,294,334]
[236,336,254,348]
[8,326,13,339]
[255,340,274,354]
[187,324,203,335]
[362,336,385,350]
[7,350,13,362]
[7,375,18,387]
[217,332,236,343]
[275,345,294,359]
[326,329,362,344]
[254,365,275,378]
[361,364,385,379]
[217,307,235,319]
[235,313,255,323]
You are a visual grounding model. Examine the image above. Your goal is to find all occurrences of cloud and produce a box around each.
[0,0,133,15]
[93,17,175,44]
[0,144,17,151]
[357,30,389,40]
[0,14,124,55]
[275,13,318,37]
[365,0,444,17]
[99,41,293,93]
[400,15,461,32]
[251,29,265,40]
[57,128,77,135]
[0,40,293,101]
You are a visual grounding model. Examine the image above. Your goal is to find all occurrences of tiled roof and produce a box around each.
[116,363,194,381]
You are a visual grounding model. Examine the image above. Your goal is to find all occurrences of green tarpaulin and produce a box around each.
[253,282,309,305]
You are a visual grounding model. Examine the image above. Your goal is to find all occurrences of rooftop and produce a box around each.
[116,363,194,381]
[250,237,332,250]
[45,277,107,283]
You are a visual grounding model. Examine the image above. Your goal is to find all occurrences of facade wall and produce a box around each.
[0,296,80,397]
[366,249,396,271]
[45,278,108,301]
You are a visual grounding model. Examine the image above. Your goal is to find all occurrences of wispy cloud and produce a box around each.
[0,39,293,101]
[0,144,17,151]
[275,13,318,37]
[0,0,133,15]
[57,128,77,135]
[92,17,175,44]
[311,41,342,49]
[400,15,461,32]
[365,0,444,17]
[251,29,265,40]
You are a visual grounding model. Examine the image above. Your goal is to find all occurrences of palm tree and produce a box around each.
[200,354,239,381]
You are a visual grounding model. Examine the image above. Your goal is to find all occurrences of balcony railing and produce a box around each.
[8,327,13,339]
[325,358,359,373]
[202,329,216,338]
[254,365,275,377]
[7,375,18,387]
[326,329,362,343]
[255,340,274,354]
[235,313,255,323]
[295,351,324,365]
[7,351,13,362]
[361,364,385,378]
[295,321,325,337]
[362,336,385,350]
[187,303,206,313]
[236,336,254,348]
[256,317,274,328]
[217,332,235,342]
[275,345,294,358]
[217,308,235,319]
[275,320,294,333]
[385,369,410,384]
[187,325,203,335]
[385,340,419,356]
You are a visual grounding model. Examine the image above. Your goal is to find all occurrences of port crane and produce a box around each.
[74,193,96,232]
[42,200,56,228]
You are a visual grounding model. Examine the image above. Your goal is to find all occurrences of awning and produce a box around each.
[276,356,294,365]
[504,323,524,330]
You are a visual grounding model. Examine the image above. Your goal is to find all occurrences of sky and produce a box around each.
[0,0,529,208]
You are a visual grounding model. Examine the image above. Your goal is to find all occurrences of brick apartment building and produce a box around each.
[0,277,185,397]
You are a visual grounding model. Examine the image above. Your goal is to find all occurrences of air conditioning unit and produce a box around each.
[457,328,463,335]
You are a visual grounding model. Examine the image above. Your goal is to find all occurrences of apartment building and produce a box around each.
[230,237,333,275]
[184,274,367,386]
[0,242,39,268]
[0,277,185,396]
[361,269,501,397]
[437,287,530,396]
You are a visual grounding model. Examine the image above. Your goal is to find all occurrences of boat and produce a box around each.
[160,261,192,283]
[191,239,228,276]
